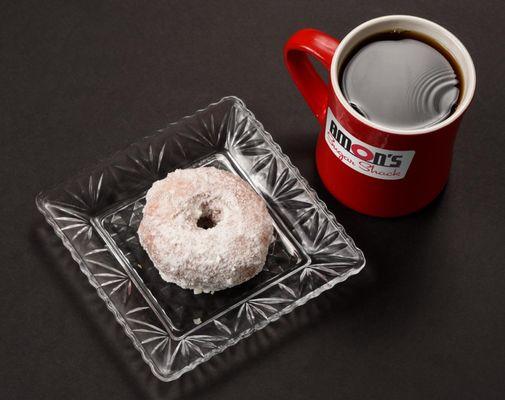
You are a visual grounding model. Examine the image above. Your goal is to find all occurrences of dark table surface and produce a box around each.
[2,1,505,399]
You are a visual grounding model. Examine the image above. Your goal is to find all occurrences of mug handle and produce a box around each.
[284,29,340,126]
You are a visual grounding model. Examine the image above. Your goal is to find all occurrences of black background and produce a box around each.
[2,1,505,399]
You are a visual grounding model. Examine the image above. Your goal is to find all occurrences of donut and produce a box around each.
[138,166,274,293]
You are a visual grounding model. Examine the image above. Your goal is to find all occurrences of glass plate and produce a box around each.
[36,96,365,381]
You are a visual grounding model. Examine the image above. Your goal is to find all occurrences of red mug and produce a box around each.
[284,15,476,217]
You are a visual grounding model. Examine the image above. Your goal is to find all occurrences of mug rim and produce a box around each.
[330,15,477,136]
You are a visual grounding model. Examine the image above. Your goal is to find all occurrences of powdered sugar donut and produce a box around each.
[138,167,274,293]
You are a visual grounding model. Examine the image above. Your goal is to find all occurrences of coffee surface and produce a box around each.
[340,35,460,130]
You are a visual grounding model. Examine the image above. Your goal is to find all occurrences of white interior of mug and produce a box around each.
[330,15,476,135]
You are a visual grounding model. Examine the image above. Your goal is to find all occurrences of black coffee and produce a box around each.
[340,31,461,130]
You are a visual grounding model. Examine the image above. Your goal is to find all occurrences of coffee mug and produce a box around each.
[284,15,476,217]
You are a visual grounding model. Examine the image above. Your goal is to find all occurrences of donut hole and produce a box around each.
[197,214,216,230]
[196,204,221,230]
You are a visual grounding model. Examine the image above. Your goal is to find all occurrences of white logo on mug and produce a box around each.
[325,108,415,180]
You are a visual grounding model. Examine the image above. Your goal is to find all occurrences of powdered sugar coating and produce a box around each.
[138,167,274,293]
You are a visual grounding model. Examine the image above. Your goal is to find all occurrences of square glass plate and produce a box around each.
[36,96,365,381]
